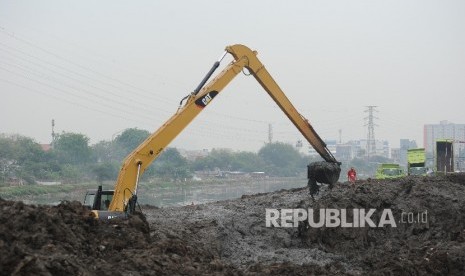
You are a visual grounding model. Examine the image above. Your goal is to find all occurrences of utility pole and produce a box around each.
[268,123,273,144]
[364,106,378,159]
[51,119,56,149]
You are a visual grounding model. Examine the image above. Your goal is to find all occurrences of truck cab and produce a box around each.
[408,166,428,176]
[375,163,405,180]
[407,148,427,176]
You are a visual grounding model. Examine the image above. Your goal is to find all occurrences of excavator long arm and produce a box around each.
[226,45,337,163]
[105,44,340,215]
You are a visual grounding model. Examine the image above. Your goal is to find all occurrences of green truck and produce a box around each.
[407,148,427,176]
[375,163,405,179]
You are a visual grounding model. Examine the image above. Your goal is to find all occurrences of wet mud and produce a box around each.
[1,174,464,275]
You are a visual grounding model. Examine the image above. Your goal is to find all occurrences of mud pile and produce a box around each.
[146,174,465,275]
[1,174,464,275]
[0,200,234,275]
[298,174,465,275]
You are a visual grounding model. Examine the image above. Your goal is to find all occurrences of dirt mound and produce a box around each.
[0,199,234,276]
[1,174,465,275]
[298,174,465,275]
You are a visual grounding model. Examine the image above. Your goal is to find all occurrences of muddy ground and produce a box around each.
[1,174,464,275]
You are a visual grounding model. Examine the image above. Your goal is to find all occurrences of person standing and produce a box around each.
[347,167,357,185]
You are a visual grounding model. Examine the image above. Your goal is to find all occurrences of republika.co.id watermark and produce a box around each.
[265,208,428,228]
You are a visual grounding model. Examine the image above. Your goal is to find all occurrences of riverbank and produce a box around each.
[0,177,307,206]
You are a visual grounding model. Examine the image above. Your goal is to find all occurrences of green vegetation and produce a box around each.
[1,128,402,190]
[0,130,319,187]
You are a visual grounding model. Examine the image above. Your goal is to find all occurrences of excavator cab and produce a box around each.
[83,185,114,211]
[85,186,138,220]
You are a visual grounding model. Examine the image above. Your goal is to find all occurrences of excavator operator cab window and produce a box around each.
[83,192,96,209]
[83,190,114,210]
[100,193,114,210]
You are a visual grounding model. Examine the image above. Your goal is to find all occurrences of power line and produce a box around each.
[0,77,267,146]
[0,38,275,126]
[0,77,143,123]
[0,30,176,105]
[0,25,371,148]
[0,57,174,117]
[0,41,175,106]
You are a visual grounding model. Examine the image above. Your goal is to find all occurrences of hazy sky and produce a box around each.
[1,0,464,152]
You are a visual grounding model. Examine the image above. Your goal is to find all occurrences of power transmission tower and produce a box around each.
[364,106,378,159]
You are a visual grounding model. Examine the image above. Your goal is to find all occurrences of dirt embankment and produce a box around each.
[1,174,464,275]
[0,200,237,276]
[298,175,465,275]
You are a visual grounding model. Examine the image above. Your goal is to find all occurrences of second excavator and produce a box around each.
[86,44,341,219]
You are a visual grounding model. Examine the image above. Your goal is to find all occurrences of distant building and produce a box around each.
[320,139,391,160]
[424,121,465,171]
[400,139,417,150]
[326,140,337,155]
[391,148,401,163]
[307,140,337,157]
[358,139,390,158]
[335,144,355,161]
[179,149,210,161]
[424,121,465,154]
[398,139,418,166]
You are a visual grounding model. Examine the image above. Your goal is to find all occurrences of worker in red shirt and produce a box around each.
[347,167,357,185]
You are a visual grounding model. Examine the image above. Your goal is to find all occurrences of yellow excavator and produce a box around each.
[85,44,341,219]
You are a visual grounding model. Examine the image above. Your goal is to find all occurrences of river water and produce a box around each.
[137,177,307,207]
[7,177,307,207]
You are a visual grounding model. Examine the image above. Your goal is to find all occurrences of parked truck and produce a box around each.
[407,148,427,176]
[436,139,454,174]
[375,163,405,180]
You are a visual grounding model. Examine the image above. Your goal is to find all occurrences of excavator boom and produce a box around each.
[92,44,340,218]
[226,45,338,163]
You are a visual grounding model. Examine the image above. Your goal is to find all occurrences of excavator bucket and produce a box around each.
[307,161,341,197]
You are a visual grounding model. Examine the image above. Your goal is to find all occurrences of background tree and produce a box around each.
[0,136,15,184]
[91,141,120,183]
[0,135,55,184]
[230,151,265,172]
[190,149,265,172]
[151,148,190,181]
[54,133,92,165]
[191,149,235,171]
[258,142,305,176]
[1,128,404,186]
[92,140,112,163]
[92,162,118,184]
[112,128,150,161]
